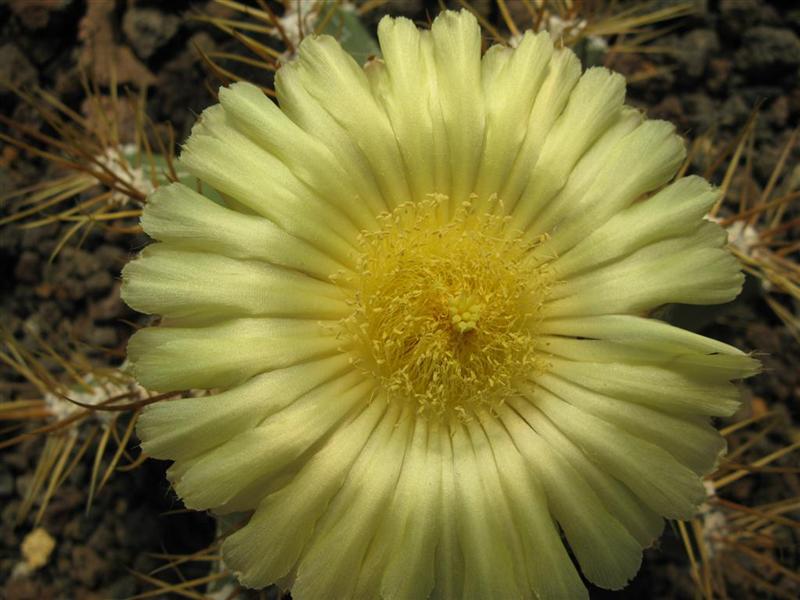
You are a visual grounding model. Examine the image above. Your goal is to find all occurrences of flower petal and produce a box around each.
[375,16,438,203]
[137,354,352,462]
[543,312,736,351]
[516,106,642,232]
[510,67,626,231]
[529,119,686,249]
[172,372,372,510]
[141,183,346,279]
[431,10,485,202]
[501,48,581,211]
[218,82,379,231]
[180,105,359,264]
[501,403,643,590]
[474,31,553,205]
[547,355,742,416]
[122,245,348,324]
[451,423,524,600]
[353,418,441,600]
[519,387,708,519]
[479,415,588,600]
[505,392,663,547]
[293,405,413,600]
[551,176,717,278]
[288,34,411,210]
[536,372,726,474]
[221,399,391,589]
[276,60,388,216]
[545,223,743,316]
[127,318,340,391]
[540,314,759,379]
[432,422,465,600]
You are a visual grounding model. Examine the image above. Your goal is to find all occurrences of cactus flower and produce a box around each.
[123,10,758,599]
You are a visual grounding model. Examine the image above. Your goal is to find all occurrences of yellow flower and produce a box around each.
[123,10,758,599]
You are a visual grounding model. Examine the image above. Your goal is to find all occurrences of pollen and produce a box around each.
[337,196,552,420]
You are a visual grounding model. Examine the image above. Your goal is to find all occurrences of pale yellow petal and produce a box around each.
[291,34,411,209]
[122,245,348,323]
[506,392,663,547]
[540,315,759,380]
[180,106,359,264]
[218,82,379,231]
[136,354,351,462]
[517,106,642,228]
[501,49,581,211]
[524,388,707,519]
[541,313,751,358]
[478,415,587,600]
[474,31,553,205]
[221,400,391,589]
[276,61,388,216]
[546,223,743,316]
[529,119,686,248]
[451,424,523,600]
[375,16,437,202]
[548,356,742,416]
[431,424,465,600]
[501,403,643,590]
[353,419,440,600]
[537,372,726,474]
[293,405,413,600]
[510,67,626,231]
[431,10,485,202]
[142,183,347,279]
[551,176,717,278]
[173,372,372,510]
[127,318,340,391]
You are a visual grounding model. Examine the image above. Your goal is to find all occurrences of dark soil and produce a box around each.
[1,1,798,599]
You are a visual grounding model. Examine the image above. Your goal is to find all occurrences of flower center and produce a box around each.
[337,196,552,420]
[448,292,484,334]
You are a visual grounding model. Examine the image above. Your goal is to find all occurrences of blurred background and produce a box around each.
[1,1,798,598]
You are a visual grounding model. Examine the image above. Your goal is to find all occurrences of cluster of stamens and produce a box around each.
[337,196,552,420]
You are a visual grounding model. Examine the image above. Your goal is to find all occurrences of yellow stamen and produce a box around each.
[337,196,552,420]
